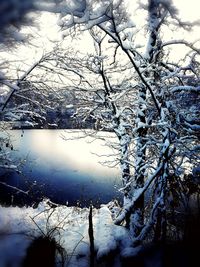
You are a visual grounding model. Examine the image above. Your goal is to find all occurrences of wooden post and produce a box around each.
[88,205,95,267]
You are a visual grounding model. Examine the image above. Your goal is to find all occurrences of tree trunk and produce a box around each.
[131,85,147,237]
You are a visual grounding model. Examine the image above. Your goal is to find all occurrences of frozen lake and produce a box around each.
[0,129,121,207]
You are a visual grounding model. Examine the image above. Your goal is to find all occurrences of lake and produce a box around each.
[0,129,122,207]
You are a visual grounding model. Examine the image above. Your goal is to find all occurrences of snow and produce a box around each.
[94,206,117,259]
[171,85,200,93]
[0,199,134,267]
[0,71,5,80]
[0,164,17,170]
[137,121,147,128]
[1,81,20,92]
[65,104,74,109]
[121,245,142,258]
[185,122,200,131]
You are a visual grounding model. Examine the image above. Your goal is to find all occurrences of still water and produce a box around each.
[0,130,121,207]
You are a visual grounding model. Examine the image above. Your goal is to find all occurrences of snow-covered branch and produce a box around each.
[0,181,29,195]
[171,85,200,93]
[162,40,200,54]
[114,163,164,225]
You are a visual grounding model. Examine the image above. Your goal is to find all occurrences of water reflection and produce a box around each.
[0,130,121,207]
[28,129,119,177]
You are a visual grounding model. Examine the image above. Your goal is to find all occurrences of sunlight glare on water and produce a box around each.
[20,130,119,179]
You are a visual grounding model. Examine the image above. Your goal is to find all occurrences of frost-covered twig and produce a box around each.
[0,181,29,195]
[1,57,44,111]
[171,85,200,93]
[162,40,200,54]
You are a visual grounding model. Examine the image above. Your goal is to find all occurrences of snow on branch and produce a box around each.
[57,0,111,30]
[171,85,200,93]
[114,163,164,225]
[162,40,200,54]
[1,55,48,111]
[132,191,164,244]
[184,122,200,131]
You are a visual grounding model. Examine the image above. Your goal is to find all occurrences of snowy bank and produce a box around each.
[0,200,133,267]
